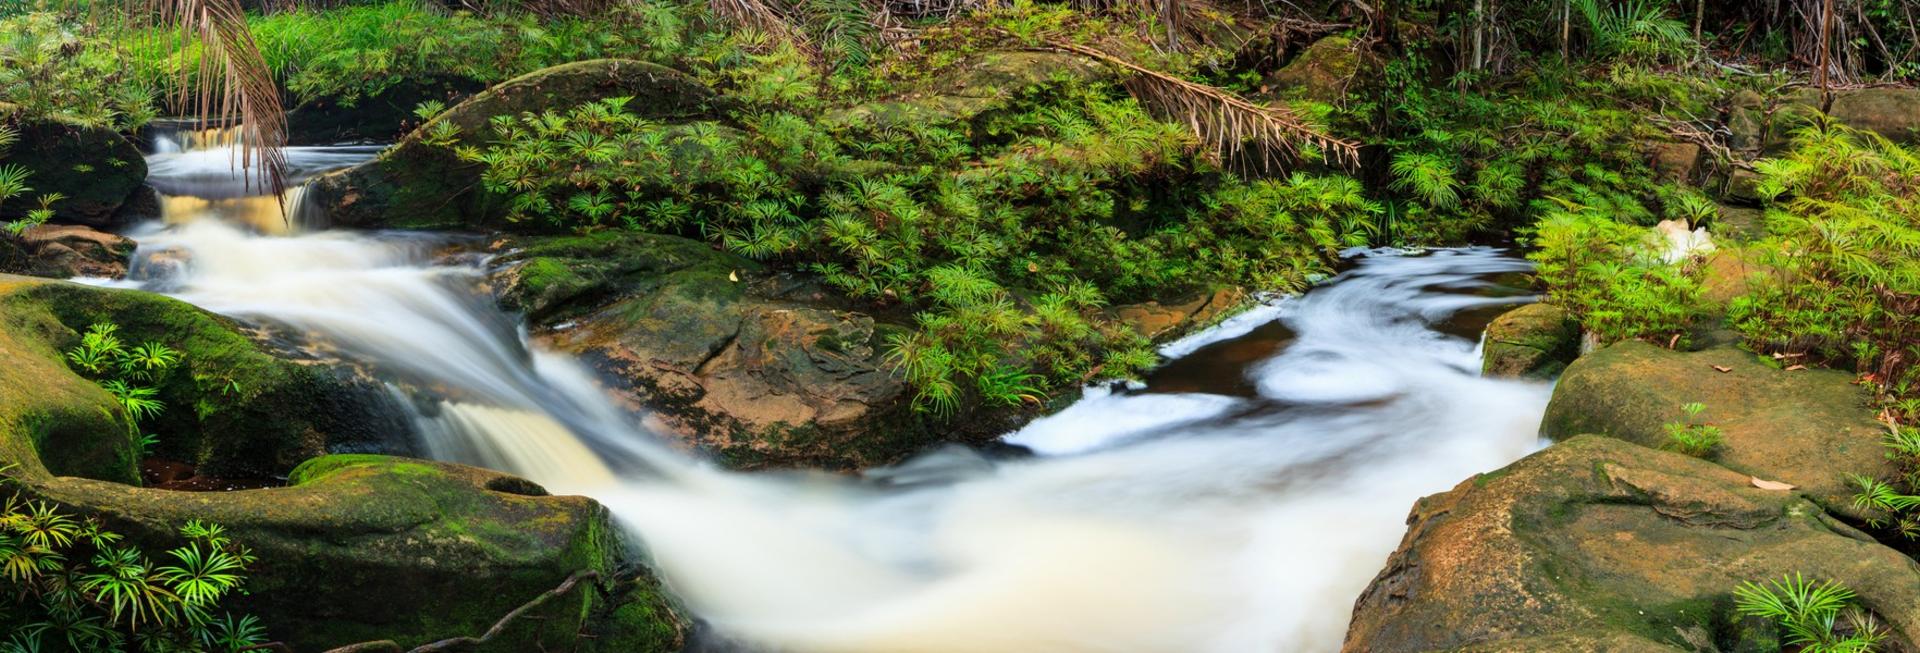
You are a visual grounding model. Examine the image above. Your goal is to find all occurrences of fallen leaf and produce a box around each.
[728,270,739,282]
[1785,364,1807,371]
[1668,333,1681,349]
[1712,365,1732,373]
[1751,477,1795,491]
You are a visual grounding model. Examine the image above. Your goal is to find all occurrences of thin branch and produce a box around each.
[1037,40,1360,171]
[318,570,602,653]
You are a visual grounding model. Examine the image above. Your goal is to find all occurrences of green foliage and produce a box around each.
[1733,573,1887,653]
[449,60,1367,410]
[1528,207,1702,344]
[1729,120,1920,412]
[1572,0,1699,65]
[64,323,183,458]
[0,13,156,130]
[123,0,694,108]
[0,487,265,653]
[1660,401,1722,457]
[1852,419,1920,538]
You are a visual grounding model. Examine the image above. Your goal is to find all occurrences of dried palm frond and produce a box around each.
[710,0,817,55]
[133,0,288,197]
[1042,40,1359,172]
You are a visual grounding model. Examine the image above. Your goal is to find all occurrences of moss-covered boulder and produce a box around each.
[1262,35,1364,103]
[1828,87,1920,144]
[1541,341,1889,519]
[0,114,148,229]
[0,224,135,279]
[1344,436,1920,653]
[1480,302,1578,380]
[0,275,401,479]
[827,50,1113,130]
[0,276,686,651]
[308,59,717,231]
[23,454,683,651]
[493,231,951,470]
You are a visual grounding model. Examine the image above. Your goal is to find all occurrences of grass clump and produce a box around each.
[1660,402,1722,458]
[63,323,184,458]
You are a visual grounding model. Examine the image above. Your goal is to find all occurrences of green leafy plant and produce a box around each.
[63,323,184,458]
[1661,401,1723,457]
[0,13,158,131]
[1529,206,1702,344]
[1734,573,1886,653]
[0,483,266,652]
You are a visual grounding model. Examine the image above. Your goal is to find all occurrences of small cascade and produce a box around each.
[142,119,379,234]
[119,121,1557,653]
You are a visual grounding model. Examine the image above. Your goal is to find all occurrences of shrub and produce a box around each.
[64,323,184,457]
[1528,206,1702,345]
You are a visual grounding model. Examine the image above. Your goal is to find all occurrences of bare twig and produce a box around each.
[316,570,602,653]
[1037,40,1360,171]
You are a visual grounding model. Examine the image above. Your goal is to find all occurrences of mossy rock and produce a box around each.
[285,74,490,144]
[1480,302,1578,380]
[495,232,975,470]
[1541,341,1889,520]
[309,59,718,231]
[0,276,687,650]
[0,275,402,479]
[24,454,684,652]
[1827,87,1920,144]
[0,114,148,229]
[825,50,1115,130]
[1262,35,1364,103]
[1344,435,1920,653]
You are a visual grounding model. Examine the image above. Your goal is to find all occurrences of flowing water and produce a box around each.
[104,130,1555,652]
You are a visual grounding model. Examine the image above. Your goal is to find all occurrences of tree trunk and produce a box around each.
[1694,0,1705,42]
[1561,0,1571,59]
[1472,0,1486,70]
[1817,0,1835,106]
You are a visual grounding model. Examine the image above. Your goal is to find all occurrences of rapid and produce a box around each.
[95,125,1555,652]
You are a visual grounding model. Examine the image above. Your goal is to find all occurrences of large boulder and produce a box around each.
[0,275,402,480]
[0,224,136,278]
[1480,302,1578,380]
[308,59,717,231]
[1344,435,1920,653]
[1263,35,1364,103]
[0,276,686,651]
[0,114,149,229]
[493,232,951,469]
[1542,341,1889,519]
[1828,87,1920,144]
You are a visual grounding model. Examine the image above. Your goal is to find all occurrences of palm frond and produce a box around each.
[133,0,288,197]
[1040,41,1359,172]
[710,0,817,55]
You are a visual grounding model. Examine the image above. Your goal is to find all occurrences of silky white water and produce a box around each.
[115,138,1554,652]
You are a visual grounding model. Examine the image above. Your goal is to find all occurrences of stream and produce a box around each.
[97,127,1556,652]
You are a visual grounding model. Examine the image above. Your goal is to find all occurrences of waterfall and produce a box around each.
[119,133,1555,652]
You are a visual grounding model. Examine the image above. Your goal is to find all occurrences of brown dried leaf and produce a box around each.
[1711,365,1732,373]
[1750,477,1795,491]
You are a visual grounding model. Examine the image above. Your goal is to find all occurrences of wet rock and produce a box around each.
[1262,35,1364,103]
[1828,87,1920,144]
[0,275,404,480]
[1645,140,1704,184]
[1,224,137,278]
[0,276,685,651]
[1343,436,1920,653]
[309,59,717,231]
[1714,204,1765,241]
[27,455,680,652]
[1480,303,1578,380]
[494,232,939,469]
[0,115,149,229]
[1109,286,1245,341]
[1541,341,1889,519]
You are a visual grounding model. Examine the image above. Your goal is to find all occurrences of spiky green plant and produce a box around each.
[1734,573,1886,653]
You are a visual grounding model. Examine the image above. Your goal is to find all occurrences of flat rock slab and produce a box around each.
[1345,436,1920,653]
[1542,341,1888,519]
